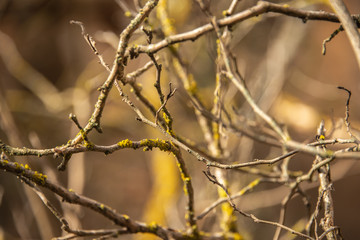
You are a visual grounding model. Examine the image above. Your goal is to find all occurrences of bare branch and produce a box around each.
[338,86,360,141]
[131,1,352,56]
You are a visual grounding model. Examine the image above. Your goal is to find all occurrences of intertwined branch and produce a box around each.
[1,0,360,239]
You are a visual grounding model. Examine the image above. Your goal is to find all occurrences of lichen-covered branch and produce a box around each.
[2,1,360,239]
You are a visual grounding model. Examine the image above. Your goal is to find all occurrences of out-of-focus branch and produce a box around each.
[329,0,360,71]
[213,14,288,141]
[0,89,55,239]
[0,31,66,113]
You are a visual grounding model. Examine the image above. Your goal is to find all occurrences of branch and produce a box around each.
[203,168,314,240]
[1,136,359,172]
[338,86,359,141]
[19,176,127,240]
[70,0,159,139]
[0,159,183,240]
[329,0,360,71]
[131,1,351,56]
[315,121,336,239]
[197,178,263,220]
[70,20,111,71]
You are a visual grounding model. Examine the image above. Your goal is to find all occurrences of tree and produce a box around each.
[1,0,360,239]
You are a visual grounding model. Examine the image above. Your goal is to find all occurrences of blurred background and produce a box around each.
[1,0,360,239]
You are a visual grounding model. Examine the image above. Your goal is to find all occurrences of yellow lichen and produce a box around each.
[212,123,220,141]
[33,171,47,185]
[183,184,189,195]
[148,221,158,232]
[248,178,260,189]
[117,139,133,148]
[14,162,21,170]
[79,129,86,139]
[326,149,334,156]
[185,75,198,95]
[163,112,172,125]
[216,39,221,57]
[218,186,238,233]
[84,140,94,150]
[140,139,173,152]
[229,232,244,240]
[135,83,142,91]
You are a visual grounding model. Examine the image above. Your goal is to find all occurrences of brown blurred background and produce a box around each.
[1,0,360,239]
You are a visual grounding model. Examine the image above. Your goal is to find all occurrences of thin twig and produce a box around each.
[273,187,298,240]
[322,25,343,55]
[337,86,359,141]
[155,84,177,126]
[197,178,263,220]
[70,20,111,71]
